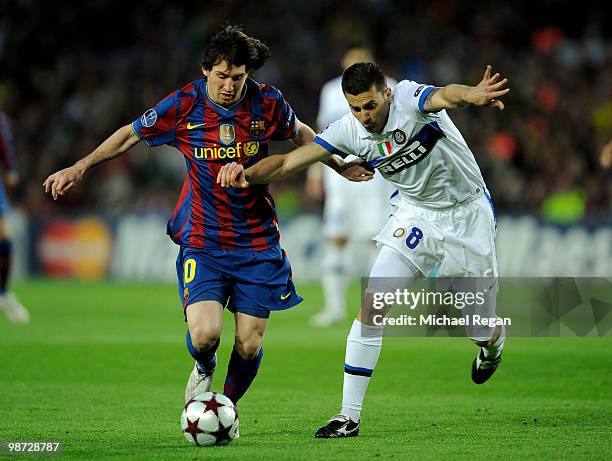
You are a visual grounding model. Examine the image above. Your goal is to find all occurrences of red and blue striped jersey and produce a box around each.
[0,111,17,173]
[131,78,297,251]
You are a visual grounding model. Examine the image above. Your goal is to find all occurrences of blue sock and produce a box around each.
[186,329,218,373]
[224,347,264,405]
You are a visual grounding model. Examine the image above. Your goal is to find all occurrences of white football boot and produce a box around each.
[184,358,216,403]
[0,292,30,324]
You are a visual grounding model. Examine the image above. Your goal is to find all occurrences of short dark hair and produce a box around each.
[341,62,386,95]
[201,25,271,72]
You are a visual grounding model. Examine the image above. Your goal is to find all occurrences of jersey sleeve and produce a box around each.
[269,88,298,141]
[313,116,355,159]
[394,80,440,115]
[131,91,178,147]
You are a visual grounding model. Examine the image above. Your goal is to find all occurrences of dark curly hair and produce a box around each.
[201,25,271,72]
[341,62,386,96]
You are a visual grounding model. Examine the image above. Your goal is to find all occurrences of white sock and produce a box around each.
[483,323,506,359]
[321,244,346,318]
[340,319,383,422]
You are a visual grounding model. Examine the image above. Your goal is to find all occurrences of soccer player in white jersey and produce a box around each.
[307,47,395,327]
[217,62,510,438]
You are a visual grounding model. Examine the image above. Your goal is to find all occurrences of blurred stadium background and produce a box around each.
[1,2,611,459]
[0,0,610,283]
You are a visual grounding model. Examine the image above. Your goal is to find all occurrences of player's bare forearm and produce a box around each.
[75,125,141,174]
[291,120,317,147]
[320,155,375,182]
[424,65,510,112]
[321,155,346,173]
[427,84,472,110]
[217,143,331,188]
[217,143,373,188]
[246,143,330,184]
[43,124,140,200]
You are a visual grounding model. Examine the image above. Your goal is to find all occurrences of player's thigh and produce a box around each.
[177,248,230,338]
[178,247,232,303]
[186,301,224,347]
[373,215,444,276]
[360,244,421,324]
[231,246,302,317]
[438,196,497,278]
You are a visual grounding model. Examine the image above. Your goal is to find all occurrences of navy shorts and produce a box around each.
[176,245,303,319]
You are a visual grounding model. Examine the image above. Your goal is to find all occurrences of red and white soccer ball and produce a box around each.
[181,392,239,446]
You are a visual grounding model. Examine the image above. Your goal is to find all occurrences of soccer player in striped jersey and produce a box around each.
[0,110,29,324]
[217,62,510,438]
[43,26,369,410]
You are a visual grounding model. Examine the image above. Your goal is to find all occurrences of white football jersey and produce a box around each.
[315,80,487,209]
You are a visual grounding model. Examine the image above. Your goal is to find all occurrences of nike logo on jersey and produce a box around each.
[187,122,206,129]
[370,122,444,175]
[280,292,292,300]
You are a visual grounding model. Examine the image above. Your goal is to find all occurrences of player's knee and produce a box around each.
[472,338,491,347]
[358,293,386,326]
[189,325,220,352]
[357,308,378,326]
[471,325,502,347]
[234,333,262,359]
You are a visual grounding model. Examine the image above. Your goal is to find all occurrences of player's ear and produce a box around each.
[384,87,392,102]
[202,67,210,78]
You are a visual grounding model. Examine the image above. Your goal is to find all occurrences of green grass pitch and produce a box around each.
[0,280,610,460]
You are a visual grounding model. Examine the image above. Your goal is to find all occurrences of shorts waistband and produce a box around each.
[396,187,487,212]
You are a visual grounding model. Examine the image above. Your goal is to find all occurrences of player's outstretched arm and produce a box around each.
[290,121,359,177]
[217,143,332,188]
[217,143,374,188]
[423,65,510,112]
[43,124,140,200]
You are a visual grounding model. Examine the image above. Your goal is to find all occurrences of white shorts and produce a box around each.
[323,167,393,240]
[373,191,498,279]
[372,192,499,340]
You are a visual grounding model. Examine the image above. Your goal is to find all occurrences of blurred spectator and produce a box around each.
[0,109,29,322]
[0,0,610,220]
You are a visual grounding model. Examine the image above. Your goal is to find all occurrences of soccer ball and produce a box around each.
[181,392,239,446]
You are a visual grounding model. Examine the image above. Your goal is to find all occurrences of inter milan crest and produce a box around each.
[249,119,266,137]
[393,228,406,238]
[393,129,407,145]
[219,124,235,145]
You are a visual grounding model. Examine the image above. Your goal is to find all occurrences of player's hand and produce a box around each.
[43,165,85,200]
[217,162,250,188]
[341,159,375,182]
[467,65,510,110]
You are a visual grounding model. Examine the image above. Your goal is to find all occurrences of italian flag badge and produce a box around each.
[377,141,392,156]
